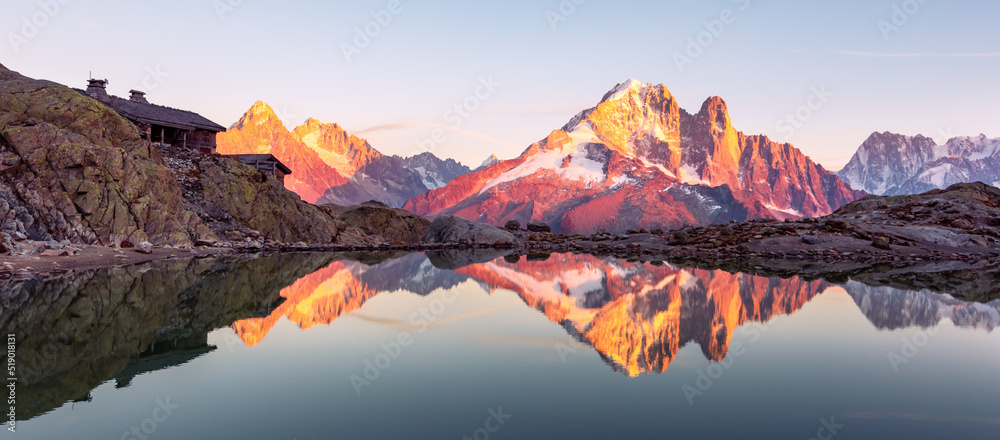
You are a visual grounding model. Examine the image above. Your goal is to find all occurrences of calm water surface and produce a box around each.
[3,252,999,439]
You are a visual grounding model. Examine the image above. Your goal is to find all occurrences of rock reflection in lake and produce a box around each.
[0,253,337,420]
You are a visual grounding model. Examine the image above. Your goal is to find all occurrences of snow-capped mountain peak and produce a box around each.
[838,132,1000,195]
[478,154,501,170]
[404,80,862,233]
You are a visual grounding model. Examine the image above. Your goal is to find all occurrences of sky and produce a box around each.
[2,0,998,169]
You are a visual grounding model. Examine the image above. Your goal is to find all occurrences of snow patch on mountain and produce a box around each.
[679,164,709,186]
[479,144,606,194]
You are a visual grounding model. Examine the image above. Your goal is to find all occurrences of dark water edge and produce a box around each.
[2,250,998,424]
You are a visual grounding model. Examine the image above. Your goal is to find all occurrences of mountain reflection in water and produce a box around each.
[232,252,1000,377]
[3,251,998,426]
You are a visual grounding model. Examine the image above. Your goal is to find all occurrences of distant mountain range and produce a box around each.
[838,132,1000,196]
[220,89,998,232]
[405,80,862,233]
[217,102,473,207]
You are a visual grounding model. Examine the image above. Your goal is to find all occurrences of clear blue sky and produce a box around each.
[3,0,998,169]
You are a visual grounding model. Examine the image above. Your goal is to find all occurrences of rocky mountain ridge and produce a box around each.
[405,79,863,233]
[218,102,472,207]
[838,131,1000,195]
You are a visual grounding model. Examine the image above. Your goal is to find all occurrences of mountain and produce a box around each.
[218,102,471,207]
[401,152,472,190]
[404,80,862,234]
[476,154,501,171]
[217,102,349,203]
[838,132,1000,195]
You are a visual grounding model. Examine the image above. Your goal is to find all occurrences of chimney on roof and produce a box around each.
[129,89,148,104]
[86,78,110,103]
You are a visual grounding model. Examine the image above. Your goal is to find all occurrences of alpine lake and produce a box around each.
[3,250,999,440]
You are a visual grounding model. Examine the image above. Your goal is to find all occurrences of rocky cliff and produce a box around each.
[0,64,415,249]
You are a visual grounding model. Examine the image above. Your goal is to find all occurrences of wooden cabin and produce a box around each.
[83,79,226,154]
[229,154,292,183]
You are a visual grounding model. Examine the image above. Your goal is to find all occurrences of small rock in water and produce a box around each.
[195,238,218,247]
[135,241,154,254]
[802,235,821,245]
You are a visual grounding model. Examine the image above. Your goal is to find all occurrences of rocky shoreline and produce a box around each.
[7,184,1000,300]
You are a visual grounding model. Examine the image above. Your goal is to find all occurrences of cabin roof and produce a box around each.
[228,154,293,175]
[74,89,226,132]
[107,97,227,132]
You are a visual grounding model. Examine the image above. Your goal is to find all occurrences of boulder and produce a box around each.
[424,216,516,245]
[527,222,552,233]
[504,220,522,231]
[871,237,892,251]
[135,241,153,254]
[329,202,431,245]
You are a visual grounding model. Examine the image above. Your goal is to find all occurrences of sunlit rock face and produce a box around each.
[404,80,862,233]
[218,102,349,204]
[218,103,470,206]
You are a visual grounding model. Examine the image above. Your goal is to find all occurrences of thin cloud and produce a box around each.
[836,51,1000,58]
